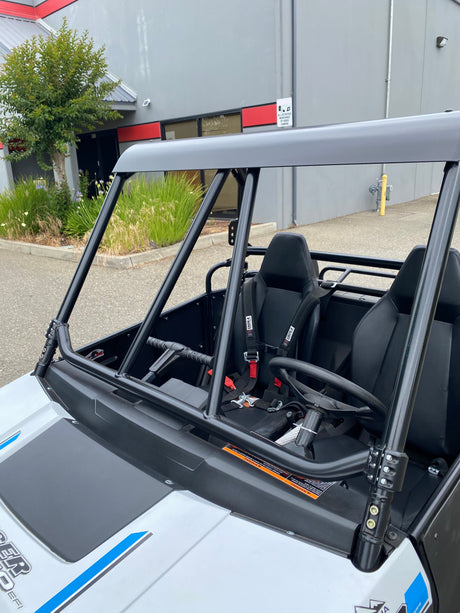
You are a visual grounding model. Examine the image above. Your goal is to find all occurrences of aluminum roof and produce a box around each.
[114,112,460,173]
[0,14,48,56]
[0,15,136,108]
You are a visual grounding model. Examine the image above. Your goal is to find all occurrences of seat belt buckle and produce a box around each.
[224,376,236,391]
[244,351,259,379]
[207,369,236,392]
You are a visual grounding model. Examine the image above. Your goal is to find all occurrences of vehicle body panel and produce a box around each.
[0,379,433,612]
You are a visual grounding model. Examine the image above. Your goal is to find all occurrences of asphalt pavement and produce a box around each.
[1,194,452,387]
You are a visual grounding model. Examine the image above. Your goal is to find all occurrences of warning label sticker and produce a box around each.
[223,444,336,499]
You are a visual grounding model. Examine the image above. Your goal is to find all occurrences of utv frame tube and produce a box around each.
[206,168,259,418]
[34,174,127,377]
[117,169,230,376]
[353,161,460,571]
[55,323,369,480]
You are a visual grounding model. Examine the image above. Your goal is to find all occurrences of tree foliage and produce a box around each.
[0,19,120,182]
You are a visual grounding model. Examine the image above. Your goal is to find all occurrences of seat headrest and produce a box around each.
[258,233,317,293]
[390,245,460,322]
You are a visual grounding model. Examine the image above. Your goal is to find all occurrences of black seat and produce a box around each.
[352,245,460,461]
[313,245,460,528]
[223,232,321,437]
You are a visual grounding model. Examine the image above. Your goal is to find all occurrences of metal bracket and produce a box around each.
[228,219,238,245]
[34,319,64,377]
[366,446,409,492]
[243,351,259,363]
[39,319,61,358]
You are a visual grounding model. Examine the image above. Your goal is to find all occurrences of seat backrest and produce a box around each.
[352,245,460,459]
[231,232,320,387]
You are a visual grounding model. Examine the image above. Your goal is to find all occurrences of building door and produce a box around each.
[77,129,119,196]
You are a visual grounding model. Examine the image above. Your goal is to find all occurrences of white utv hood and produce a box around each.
[0,376,432,613]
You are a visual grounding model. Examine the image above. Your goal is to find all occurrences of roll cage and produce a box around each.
[34,111,460,572]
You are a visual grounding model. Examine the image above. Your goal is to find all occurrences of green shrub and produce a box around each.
[65,173,203,253]
[0,178,57,239]
[0,172,203,253]
[64,174,108,238]
[64,195,103,238]
[48,181,73,227]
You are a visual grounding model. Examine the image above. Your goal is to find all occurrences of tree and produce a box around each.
[0,19,120,184]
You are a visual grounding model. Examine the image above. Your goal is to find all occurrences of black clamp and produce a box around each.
[34,319,65,377]
[39,319,61,358]
[366,446,409,493]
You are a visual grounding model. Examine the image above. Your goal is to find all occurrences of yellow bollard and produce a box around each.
[380,174,387,216]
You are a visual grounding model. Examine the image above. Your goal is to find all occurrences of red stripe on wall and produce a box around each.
[0,2,35,18]
[117,122,161,143]
[0,0,77,19]
[242,104,277,128]
[35,0,78,18]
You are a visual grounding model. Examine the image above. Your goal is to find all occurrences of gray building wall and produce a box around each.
[46,0,280,124]
[43,0,460,228]
[293,0,460,226]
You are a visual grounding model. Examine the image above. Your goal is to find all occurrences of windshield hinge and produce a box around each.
[366,445,409,492]
[33,319,64,378]
[353,446,409,571]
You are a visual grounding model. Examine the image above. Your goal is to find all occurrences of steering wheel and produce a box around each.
[143,336,213,383]
[270,356,387,451]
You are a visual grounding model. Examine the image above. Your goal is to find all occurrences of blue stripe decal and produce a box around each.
[0,431,20,450]
[35,531,149,613]
[405,572,429,613]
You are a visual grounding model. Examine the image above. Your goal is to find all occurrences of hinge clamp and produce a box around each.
[366,446,409,492]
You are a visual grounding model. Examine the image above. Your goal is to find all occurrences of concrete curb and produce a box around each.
[0,222,277,269]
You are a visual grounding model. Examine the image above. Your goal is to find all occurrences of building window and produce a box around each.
[163,112,241,216]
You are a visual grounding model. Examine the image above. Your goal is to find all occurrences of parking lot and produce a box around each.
[0,194,449,387]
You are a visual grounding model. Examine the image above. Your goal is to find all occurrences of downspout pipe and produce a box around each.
[382,0,394,177]
[291,0,297,226]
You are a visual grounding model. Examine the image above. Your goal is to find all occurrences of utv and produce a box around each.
[0,111,460,612]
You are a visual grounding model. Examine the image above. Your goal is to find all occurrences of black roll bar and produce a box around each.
[117,169,230,376]
[55,323,369,480]
[353,161,460,571]
[206,169,260,418]
[34,174,127,377]
[49,165,370,480]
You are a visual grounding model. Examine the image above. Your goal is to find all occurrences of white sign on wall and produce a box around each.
[277,97,293,127]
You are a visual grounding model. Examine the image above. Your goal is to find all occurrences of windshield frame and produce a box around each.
[33,111,460,570]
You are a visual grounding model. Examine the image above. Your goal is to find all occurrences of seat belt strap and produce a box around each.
[277,292,319,358]
[277,282,336,358]
[242,278,260,379]
[270,283,335,393]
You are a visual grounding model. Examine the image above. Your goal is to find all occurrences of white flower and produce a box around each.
[24,211,29,216]
[21,223,26,227]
